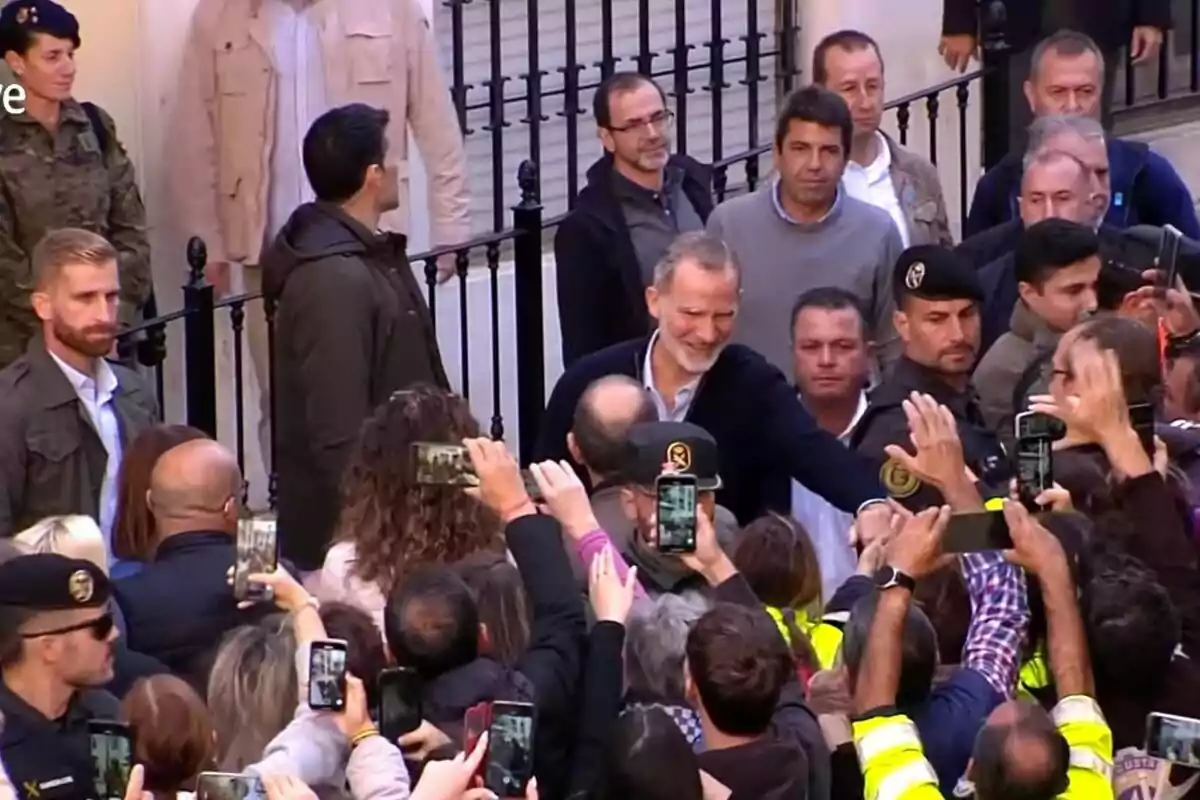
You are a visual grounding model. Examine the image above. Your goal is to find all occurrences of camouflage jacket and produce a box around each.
[0,99,150,368]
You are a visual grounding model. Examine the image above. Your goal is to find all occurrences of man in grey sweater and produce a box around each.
[708,85,903,376]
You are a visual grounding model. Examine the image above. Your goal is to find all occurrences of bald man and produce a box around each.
[111,438,257,689]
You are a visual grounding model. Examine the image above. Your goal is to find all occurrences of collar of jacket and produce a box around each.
[23,336,112,410]
[151,530,233,561]
[575,153,711,231]
[872,356,981,417]
[1008,300,1062,348]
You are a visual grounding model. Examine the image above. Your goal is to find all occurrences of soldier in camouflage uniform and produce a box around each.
[0,0,150,369]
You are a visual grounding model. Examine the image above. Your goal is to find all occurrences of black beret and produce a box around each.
[894,244,983,304]
[621,421,723,490]
[0,553,109,610]
[0,0,80,55]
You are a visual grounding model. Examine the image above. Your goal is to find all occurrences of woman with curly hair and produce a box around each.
[319,384,505,633]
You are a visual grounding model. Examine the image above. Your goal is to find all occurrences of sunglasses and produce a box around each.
[21,610,114,641]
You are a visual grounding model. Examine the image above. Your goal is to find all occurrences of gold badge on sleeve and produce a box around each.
[880,458,920,498]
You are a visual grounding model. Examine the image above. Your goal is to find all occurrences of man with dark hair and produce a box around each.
[789,286,872,598]
[0,553,123,800]
[850,245,1010,511]
[813,30,952,248]
[0,228,157,554]
[709,85,902,376]
[261,103,448,572]
[963,29,1197,240]
[975,218,1099,446]
[681,503,829,799]
[555,72,713,366]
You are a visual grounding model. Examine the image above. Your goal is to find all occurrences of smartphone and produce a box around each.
[942,511,1014,554]
[89,720,133,800]
[377,666,422,741]
[1015,439,1054,511]
[1014,410,1065,442]
[1157,224,1184,292]
[1129,402,1156,458]
[197,773,268,800]
[411,442,543,500]
[485,701,536,798]
[463,701,493,780]
[655,473,697,554]
[307,639,349,712]
[1145,712,1200,767]
[233,516,277,602]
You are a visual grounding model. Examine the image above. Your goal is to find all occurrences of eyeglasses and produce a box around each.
[21,610,114,641]
[607,109,675,134]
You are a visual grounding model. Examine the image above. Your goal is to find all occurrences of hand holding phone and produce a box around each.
[1014,411,1055,511]
[655,473,697,554]
[1145,712,1200,767]
[234,517,278,602]
[485,701,536,797]
[197,773,267,800]
[377,666,422,741]
[89,721,133,800]
[307,639,349,712]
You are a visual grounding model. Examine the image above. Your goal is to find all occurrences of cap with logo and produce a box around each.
[621,421,723,490]
[0,553,110,610]
[0,0,80,56]
[893,244,983,304]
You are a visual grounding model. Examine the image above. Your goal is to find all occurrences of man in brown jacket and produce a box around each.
[171,0,469,468]
[262,103,448,571]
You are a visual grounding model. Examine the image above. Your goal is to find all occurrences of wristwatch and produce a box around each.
[873,565,916,593]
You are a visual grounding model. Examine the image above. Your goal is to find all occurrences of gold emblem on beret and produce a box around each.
[67,569,94,604]
[880,458,920,499]
[665,441,692,472]
[905,261,926,291]
[14,6,28,24]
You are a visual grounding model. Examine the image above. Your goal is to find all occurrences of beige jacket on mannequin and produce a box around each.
[171,0,471,267]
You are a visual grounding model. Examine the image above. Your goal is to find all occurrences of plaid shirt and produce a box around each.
[960,551,1030,698]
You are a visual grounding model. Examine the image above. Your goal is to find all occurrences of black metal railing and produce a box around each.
[710,69,988,232]
[438,0,800,230]
[118,162,552,510]
[1116,0,1200,115]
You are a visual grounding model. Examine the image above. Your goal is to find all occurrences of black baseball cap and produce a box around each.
[620,421,722,490]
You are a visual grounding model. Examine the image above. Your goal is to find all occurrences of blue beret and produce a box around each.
[894,244,983,303]
[0,0,79,48]
[0,553,109,610]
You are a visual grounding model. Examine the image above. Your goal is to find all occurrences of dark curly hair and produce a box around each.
[337,384,505,599]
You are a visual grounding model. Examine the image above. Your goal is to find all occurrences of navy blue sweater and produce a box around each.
[533,337,884,523]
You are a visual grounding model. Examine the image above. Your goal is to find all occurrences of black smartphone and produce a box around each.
[233,517,277,602]
[377,666,423,741]
[197,772,268,800]
[655,473,697,554]
[1145,712,1200,767]
[1014,410,1065,442]
[942,511,1014,554]
[1129,402,1156,458]
[1014,412,1055,511]
[307,639,349,712]
[89,720,133,800]
[1157,224,1183,292]
[485,701,536,798]
[411,442,543,500]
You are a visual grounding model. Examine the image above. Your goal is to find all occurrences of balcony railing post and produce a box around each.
[511,160,544,465]
[183,236,217,437]
[979,0,1012,170]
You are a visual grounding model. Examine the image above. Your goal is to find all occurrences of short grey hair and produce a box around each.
[624,591,711,701]
[1029,29,1105,82]
[652,231,738,290]
[1021,149,1089,181]
[1023,115,1105,170]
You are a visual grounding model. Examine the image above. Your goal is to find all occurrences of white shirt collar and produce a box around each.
[798,389,869,441]
[49,350,118,402]
[643,330,703,421]
[846,131,892,184]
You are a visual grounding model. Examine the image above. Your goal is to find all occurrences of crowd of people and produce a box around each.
[1,0,1200,798]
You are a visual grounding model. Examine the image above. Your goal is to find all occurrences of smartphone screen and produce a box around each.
[378,666,422,741]
[1158,224,1183,291]
[1015,410,1064,442]
[234,517,278,602]
[1016,437,1053,511]
[486,701,536,798]
[412,442,479,486]
[942,511,1014,554]
[307,639,348,712]
[1129,403,1156,458]
[197,773,268,800]
[655,474,697,554]
[89,721,132,800]
[1145,712,1200,767]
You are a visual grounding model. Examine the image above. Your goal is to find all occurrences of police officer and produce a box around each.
[0,0,151,369]
[0,553,121,800]
[850,245,1010,509]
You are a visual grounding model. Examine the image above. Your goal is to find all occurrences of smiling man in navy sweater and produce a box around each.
[534,230,891,537]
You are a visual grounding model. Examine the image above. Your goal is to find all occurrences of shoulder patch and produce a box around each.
[881,458,920,498]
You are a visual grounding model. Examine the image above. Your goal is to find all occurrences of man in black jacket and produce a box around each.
[536,231,891,536]
[262,104,448,571]
[554,72,713,367]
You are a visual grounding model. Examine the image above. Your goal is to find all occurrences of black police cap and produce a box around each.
[893,244,983,304]
[621,421,723,490]
[0,553,109,610]
[0,0,80,56]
